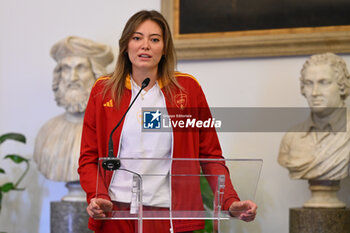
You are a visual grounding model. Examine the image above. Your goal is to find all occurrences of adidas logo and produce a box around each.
[103,99,113,107]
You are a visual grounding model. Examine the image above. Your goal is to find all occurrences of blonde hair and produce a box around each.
[103,10,181,107]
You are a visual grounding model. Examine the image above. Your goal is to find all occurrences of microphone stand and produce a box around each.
[102,77,150,171]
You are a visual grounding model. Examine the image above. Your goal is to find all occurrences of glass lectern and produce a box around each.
[95,158,262,233]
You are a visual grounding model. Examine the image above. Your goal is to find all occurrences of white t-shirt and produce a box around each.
[109,78,172,207]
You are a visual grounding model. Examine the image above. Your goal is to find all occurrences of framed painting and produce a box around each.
[161,0,350,60]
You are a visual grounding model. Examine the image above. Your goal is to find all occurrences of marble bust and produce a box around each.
[34,36,113,184]
[278,53,350,207]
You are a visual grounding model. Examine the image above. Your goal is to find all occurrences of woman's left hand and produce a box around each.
[229,200,257,222]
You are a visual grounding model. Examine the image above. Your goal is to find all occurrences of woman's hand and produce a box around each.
[229,200,257,222]
[86,198,113,218]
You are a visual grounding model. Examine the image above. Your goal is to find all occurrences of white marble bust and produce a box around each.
[278,53,350,207]
[34,36,113,182]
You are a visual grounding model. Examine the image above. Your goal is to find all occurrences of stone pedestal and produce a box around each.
[290,208,350,233]
[51,201,92,233]
[303,180,345,208]
[61,181,86,202]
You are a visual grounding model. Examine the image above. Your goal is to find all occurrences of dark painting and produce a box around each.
[179,0,350,34]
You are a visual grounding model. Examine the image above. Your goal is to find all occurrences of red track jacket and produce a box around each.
[78,72,240,232]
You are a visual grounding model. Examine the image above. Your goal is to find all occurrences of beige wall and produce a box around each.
[0,0,349,232]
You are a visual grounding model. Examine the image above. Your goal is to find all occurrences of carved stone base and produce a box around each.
[304,180,345,208]
[61,181,86,202]
[51,201,92,233]
[290,208,350,233]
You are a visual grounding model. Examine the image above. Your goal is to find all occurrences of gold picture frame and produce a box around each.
[161,0,350,60]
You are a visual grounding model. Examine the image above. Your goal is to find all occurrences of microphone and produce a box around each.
[102,77,151,171]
